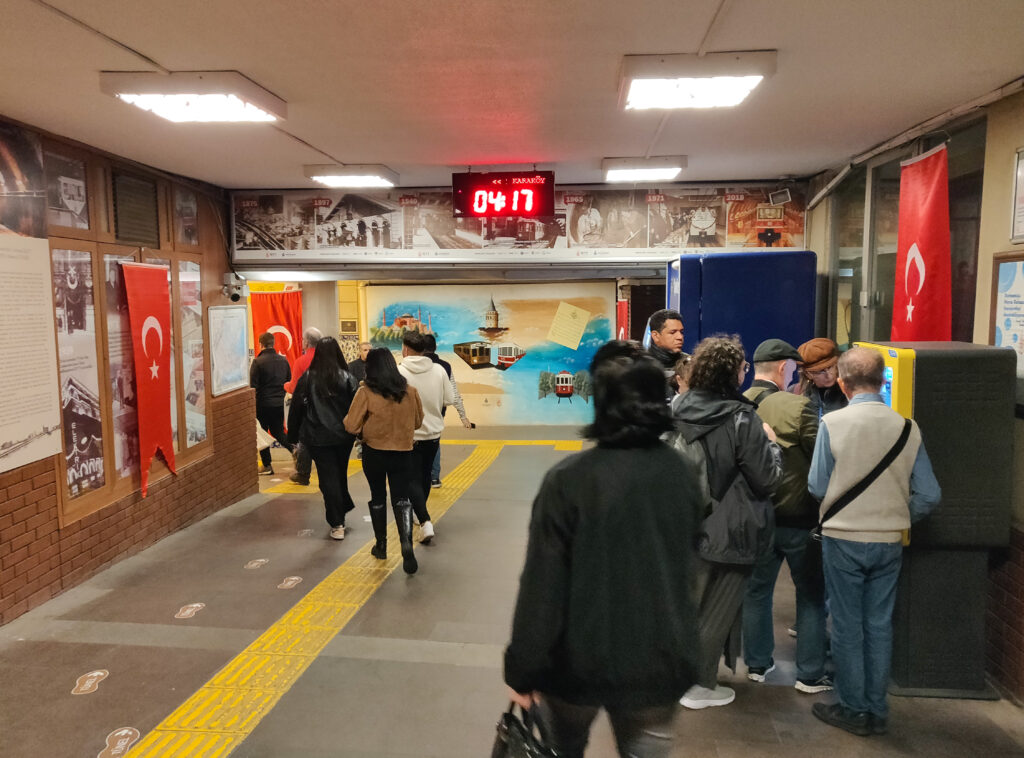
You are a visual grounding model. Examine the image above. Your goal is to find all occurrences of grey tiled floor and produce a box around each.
[1,428,1023,757]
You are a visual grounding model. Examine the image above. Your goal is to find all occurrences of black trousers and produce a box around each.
[256,403,292,466]
[410,438,440,524]
[293,442,312,479]
[308,438,356,528]
[360,444,413,505]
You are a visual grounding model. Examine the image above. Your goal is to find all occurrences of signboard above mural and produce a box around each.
[231,183,806,265]
[451,170,555,218]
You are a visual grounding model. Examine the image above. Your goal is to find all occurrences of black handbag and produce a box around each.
[491,703,559,758]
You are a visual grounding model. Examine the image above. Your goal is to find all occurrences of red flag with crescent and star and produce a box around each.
[122,262,177,496]
[250,291,303,368]
[891,144,952,341]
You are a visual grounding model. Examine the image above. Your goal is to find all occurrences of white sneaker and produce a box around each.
[680,684,735,709]
[330,526,345,540]
[420,521,434,544]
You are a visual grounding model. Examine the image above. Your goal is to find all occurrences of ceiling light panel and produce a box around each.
[602,156,687,183]
[304,164,399,188]
[100,71,287,122]
[620,51,776,110]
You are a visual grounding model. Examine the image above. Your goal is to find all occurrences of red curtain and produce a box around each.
[891,145,952,341]
[250,291,304,367]
[122,262,177,496]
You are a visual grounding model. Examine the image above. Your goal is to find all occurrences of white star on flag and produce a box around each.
[150,360,159,379]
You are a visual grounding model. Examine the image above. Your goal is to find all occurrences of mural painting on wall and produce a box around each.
[0,122,47,237]
[364,283,614,425]
[232,186,805,262]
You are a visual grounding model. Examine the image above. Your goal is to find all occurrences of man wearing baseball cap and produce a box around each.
[798,338,848,420]
[742,339,832,695]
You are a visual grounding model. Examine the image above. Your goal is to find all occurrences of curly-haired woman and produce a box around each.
[668,334,782,710]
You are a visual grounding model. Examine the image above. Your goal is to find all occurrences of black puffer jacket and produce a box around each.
[287,370,358,447]
[669,389,782,563]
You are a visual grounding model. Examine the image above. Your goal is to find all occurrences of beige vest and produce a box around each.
[820,400,921,543]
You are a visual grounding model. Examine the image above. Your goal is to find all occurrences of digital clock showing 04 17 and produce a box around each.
[451,170,555,218]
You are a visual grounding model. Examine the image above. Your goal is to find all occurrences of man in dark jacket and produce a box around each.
[506,341,704,757]
[348,341,371,383]
[250,332,293,475]
[646,309,686,396]
[741,339,832,694]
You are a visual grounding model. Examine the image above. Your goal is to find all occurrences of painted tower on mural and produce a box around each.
[478,295,509,339]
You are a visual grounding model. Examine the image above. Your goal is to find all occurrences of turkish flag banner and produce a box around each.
[250,291,303,367]
[122,262,177,496]
[891,144,952,341]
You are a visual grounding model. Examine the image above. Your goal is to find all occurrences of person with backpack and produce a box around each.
[344,348,424,575]
[741,339,832,694]
[667,335,782,710]
[286,337,359,540]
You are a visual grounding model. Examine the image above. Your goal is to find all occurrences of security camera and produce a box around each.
[222,272,248,302]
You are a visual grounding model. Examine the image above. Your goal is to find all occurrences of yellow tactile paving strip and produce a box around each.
[263,459,363,495]
[127,440,568,757]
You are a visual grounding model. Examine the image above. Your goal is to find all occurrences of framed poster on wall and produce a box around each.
[208,305,249,396]
[990,250,1024,416]
[1012,147,1024,244]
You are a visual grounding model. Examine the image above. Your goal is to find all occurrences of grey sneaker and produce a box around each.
[680,684,735,709]
[747,661,776,682]
[795,675,834,694]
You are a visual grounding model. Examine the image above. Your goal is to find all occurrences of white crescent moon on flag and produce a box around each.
[905,243,926,297]
[141,316,163,357]
[268,325,293,350]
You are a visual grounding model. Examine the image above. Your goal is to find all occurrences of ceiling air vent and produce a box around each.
[113,172,159,246]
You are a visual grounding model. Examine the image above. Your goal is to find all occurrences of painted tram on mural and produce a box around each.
[494,342,526,370]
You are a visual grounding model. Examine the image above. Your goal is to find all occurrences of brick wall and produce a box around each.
[987,527,1024,701]
[0,389,257,625]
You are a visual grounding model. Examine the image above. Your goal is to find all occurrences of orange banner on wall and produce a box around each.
[250,291,303,367]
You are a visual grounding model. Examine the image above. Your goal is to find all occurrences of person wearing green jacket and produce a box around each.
[741,339,832,695]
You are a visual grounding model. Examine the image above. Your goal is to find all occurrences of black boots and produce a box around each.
[368,501,387,560]
[393,498,417,575]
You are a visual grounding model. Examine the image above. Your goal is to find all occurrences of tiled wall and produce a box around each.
[987,527,1024,702]
[0,390,257,625]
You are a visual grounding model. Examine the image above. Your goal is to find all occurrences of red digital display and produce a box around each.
[452,170,555,218]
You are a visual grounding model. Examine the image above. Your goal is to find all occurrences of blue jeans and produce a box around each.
[822,536,902,718]
[742,526,827,680]
[431,445,441,480]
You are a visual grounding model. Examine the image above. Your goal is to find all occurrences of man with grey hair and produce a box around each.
[808,347,941,737]
[284,326,324,485]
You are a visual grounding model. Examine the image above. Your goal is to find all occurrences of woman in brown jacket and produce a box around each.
[344,348,424,574]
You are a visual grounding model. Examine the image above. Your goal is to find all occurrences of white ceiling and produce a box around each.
[3,0,1024,190]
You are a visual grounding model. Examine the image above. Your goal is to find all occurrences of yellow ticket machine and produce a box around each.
[854,342,1015,698]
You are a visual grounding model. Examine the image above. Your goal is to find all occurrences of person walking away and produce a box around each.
[667,335,782,709]
[286,338,358,540]
[344,348,424,574]
[251,331,293,475]
[422,333,472,488]
[284,327,323,485]
[505,340,705,758]
[797,338,848,420]
[398,331,453,543]
[741,339,832,693]
[808,347,940,736]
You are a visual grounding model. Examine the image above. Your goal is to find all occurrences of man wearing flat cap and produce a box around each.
[742,339,832,694]
[798,338,848,420]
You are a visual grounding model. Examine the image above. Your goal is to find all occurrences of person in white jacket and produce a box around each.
[398,331,454,543]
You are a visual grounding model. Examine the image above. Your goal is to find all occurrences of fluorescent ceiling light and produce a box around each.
[304,164,399,188]
[100,71,287,122]
[602,156,687,183]
[620,51,776,109]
